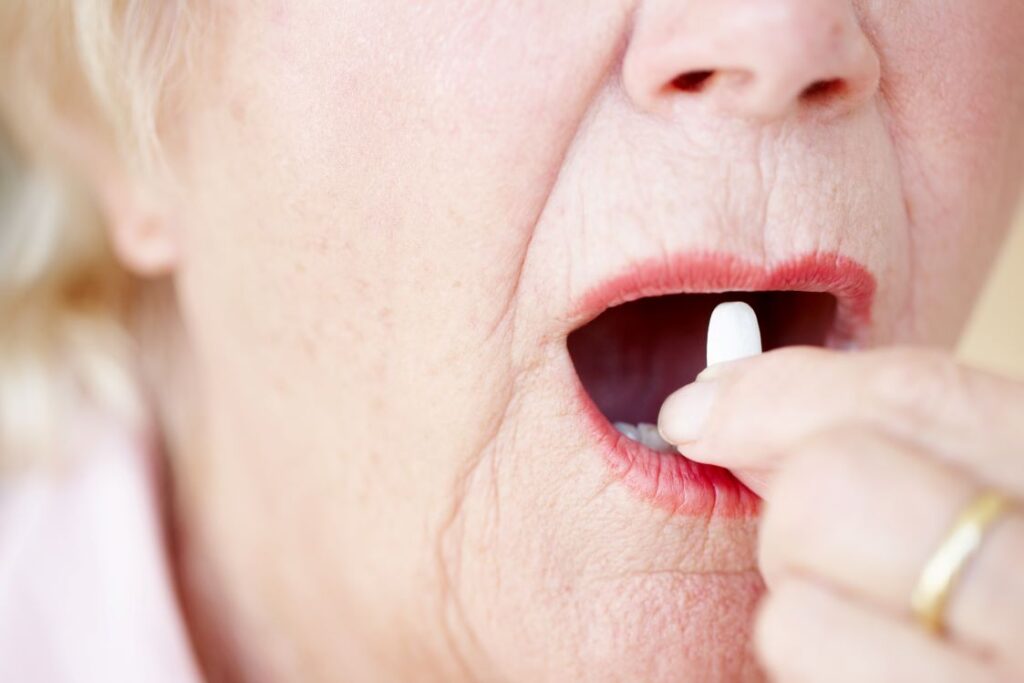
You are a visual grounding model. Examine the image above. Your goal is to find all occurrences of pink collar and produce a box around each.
[0,416,203,682]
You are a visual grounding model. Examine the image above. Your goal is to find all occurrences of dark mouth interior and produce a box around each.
[567,291,837,426]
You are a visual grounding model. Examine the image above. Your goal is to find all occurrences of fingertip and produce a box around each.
[656,380,718,445]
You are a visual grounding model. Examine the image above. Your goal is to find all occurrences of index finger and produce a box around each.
[656,346,1024,496]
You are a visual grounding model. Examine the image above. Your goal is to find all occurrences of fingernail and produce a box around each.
[657,380,718,445]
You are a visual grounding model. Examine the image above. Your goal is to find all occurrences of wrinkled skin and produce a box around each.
[139,1,1024,681]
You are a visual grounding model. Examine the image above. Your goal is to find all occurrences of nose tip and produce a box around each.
[623,0,881,121]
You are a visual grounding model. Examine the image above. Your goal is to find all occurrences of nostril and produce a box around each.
[800,78,846,102]
[671,70,714,93]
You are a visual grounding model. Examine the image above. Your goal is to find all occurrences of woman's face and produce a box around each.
[162,1,1024,680]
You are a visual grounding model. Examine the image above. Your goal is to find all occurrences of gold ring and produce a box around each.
[910,489,1012,634]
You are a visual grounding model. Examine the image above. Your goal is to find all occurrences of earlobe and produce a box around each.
[54,117,181,277]
[103,190,180,277]
[86,150,180,276]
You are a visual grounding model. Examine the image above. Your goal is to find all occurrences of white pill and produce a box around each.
[706,301,762,368]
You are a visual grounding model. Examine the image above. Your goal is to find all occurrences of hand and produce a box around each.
[658,347,1024,683]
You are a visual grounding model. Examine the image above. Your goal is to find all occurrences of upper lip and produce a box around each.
[564,249,876,347]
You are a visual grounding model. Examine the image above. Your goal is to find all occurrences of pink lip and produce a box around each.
[569,251,876,517]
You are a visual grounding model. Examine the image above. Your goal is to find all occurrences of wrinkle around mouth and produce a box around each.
[499,19,658,362]
[432,364,532,681]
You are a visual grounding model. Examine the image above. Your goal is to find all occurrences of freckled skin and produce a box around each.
[161,1,1024,681]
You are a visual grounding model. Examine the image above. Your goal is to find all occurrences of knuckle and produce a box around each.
[865,348,971,425]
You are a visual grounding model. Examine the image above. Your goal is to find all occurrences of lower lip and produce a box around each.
[575,381,761,517]
[570,251,876,517]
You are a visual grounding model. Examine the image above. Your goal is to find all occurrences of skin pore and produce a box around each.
[118,1,1024,681]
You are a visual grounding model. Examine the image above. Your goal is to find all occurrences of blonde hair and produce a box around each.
[0,1,192,468]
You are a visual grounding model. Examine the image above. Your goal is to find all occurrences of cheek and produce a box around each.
[168,0,631,647]
[183,3,605,333]
[871,1,1024,338]
[173,0,631,445]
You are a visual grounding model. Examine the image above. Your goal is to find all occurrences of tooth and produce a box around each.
[614,421,675,452]
[707,301,762,368]
[614,421,641,441]
[637,422,673,452]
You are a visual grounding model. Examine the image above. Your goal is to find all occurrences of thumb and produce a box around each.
[656,346,850,494]
[657,344,1024,500]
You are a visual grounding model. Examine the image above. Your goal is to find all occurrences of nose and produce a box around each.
[622,0,880,121]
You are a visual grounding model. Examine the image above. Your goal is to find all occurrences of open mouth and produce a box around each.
[562,252,875,517]
[568,290,836,428]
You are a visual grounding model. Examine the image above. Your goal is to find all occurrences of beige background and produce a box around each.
[958,211,1024,377]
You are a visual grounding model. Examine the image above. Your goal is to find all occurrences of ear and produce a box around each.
[95,169,180,277]
[58,119,181,277]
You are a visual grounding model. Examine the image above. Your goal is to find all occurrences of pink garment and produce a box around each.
[0,417,203,682]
